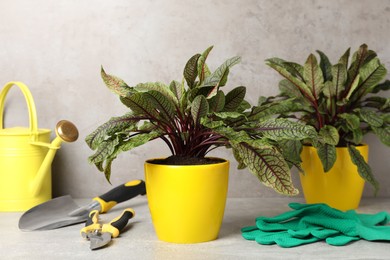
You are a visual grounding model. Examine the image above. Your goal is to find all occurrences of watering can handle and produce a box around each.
[0,81,39,137]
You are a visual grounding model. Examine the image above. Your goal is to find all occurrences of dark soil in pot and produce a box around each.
[148,156,226,165]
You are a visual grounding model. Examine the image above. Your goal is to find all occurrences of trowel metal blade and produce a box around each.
[18,195,88,231]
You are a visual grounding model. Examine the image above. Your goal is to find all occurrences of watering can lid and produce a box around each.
[0,127,51,136]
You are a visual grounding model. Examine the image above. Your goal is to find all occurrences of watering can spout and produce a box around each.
[30,120,79,196]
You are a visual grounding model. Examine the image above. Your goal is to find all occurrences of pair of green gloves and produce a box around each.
[242,203,390,248]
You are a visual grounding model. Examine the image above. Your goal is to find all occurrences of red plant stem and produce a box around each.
[159,135,175,155]
[190,135,227,153]
[299,90,323,129]
[314,104,324,130]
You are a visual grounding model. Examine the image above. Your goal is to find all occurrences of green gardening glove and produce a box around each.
[242,203,390,248]
[288,203,390,243]
[326,210,390,245]
[242,204,342,247]
[242,225,324,247]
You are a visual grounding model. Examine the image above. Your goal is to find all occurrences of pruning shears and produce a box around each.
[81,208,135,250]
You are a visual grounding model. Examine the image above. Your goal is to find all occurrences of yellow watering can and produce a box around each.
[0,81,79,212]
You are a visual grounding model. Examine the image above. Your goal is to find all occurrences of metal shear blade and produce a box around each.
[81,208,135,250]
[89,232,112,250]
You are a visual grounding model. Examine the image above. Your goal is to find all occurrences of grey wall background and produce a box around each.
[1,0,389,198]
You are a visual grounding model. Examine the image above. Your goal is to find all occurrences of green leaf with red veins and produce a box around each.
[372,126,390,146]
[86,113,139,150]
[266,60,315,101]
[101,67,133,97]
[233,141,299,195]
[208,90,225,112]
[256,118,317,141]
[316,143,336,172]
[197,46,213,84]
[184,53,201,89]
[120,92,159,119]
[331,63,347,97]
[201,56,241,89]
[357,58,387,98]
[224,86,246,112]
[316,50,333,82]
[191,95,209,124]
[304,54,324,98]
[134,82,178,105]
[319,125,339,145]
[348,145,379,194]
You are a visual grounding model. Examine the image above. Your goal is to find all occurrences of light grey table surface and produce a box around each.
[1,197,389,260]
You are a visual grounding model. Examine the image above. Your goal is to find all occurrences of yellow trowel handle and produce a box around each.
[93,180,146,213]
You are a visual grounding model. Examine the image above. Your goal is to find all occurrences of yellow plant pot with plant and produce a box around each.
[145,158,229,243]
[265,44,389,210]
[300,145,368,210]
[86,47,317,242]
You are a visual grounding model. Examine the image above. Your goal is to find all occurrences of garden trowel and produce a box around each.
[18,180,146,231]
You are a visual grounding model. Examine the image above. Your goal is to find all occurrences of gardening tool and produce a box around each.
[18,179,146,231]
[81,208,135,250]
[0,81,79,211]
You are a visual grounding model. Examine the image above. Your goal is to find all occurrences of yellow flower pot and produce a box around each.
[300,145,368,211]
[144,158,229,243]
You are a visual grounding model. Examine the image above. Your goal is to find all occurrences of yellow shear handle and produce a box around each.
[102,208,135,238]
[80,210,101,237]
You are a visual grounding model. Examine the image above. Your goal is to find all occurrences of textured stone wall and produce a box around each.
[1,0,389,198]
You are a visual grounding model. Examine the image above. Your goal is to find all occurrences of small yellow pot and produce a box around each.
[300,145,368,211]
[145,158,229,243]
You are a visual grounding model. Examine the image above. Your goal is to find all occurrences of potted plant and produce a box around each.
[264,44,389,210]
[85,46,315,243]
